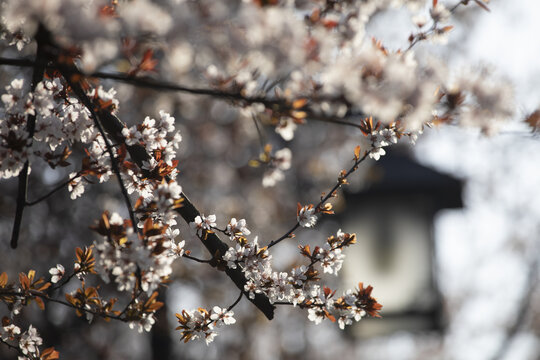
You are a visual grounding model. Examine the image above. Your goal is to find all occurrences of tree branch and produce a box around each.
[61,74,140,234]
[48,50,275,320]
[26,172,82,206]
[0,57,366,131]
[10,25,48,249]
[0,56,34,67]
[267,150,370,249]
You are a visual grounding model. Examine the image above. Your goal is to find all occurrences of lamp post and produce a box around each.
[340,149,463,337]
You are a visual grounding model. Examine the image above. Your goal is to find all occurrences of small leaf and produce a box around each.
[41,347,60,360]
[35,297,45,310]
[75,247,84,263]
[525,110,540,130]
[0,272,7,287]
[37,282,52,291]
[354,145,361,160]
[292,98,308,109]
[474,0,490,12]
[290,110,307,119]
[19,272,30,290]
[441,25,454,33]
[299,244,311,257]
[28,270,36,282]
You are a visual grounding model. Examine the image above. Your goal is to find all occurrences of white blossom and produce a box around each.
[129,313,156,333]
[1,324,21,341]
[18,325,42,356]
[298,205,317,228]
[190,214,217,236]
[48,264,65,284]
[210,306,236,325]
[226,218,251,240]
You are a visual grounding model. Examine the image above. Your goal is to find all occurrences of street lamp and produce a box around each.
[340,149,463,337]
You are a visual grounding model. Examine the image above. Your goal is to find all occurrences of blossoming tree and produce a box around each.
[0,0,519,358]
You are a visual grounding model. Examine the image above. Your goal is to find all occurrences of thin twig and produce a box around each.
[118,288,144,318]
[26,172,82,206]
[0,56,282,107]
[305,110,363,128]
[183,254,213,263]
[251,113,266,152]
[0,289,124,321]
[267,151,370,249]
[227,290,244,312]
[0,337,33,360]
[405,0,469,52]
[48,270,80,292]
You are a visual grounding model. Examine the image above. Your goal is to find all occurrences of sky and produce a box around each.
[412,1,540,359]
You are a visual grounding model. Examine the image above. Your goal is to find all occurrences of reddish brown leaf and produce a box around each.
[474,0,491,12]
[41,347,60,360]
[0,272,7,287]
[19,273,30,290]
[354,145,361,160]
[299,244,311,257]
[525,110,540,130]
[35,297,45,310]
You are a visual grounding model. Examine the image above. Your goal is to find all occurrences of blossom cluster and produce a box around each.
[218,217,380,326]
[297,204,318,228]
[91,212,181,296]
[0,76,120,207]
[0,271,62,358]
[189,214,217,237]
[175,306,236,345]
[0,323,45,359]
[122,110,182,171]
[0,0,517,356]
[225,217,251,242]
[0,78,34,179]
[124,291,164,334]
[224,226,381,325]
[186,212,380,343]
[119,111,184,231]
[262,147,292,188]
[0,77,97,180]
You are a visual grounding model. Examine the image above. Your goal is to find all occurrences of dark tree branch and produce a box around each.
[61,73,140,234]
[227,290,244,312]
[44,43,275,320]
[0,57,34,67]
[0,57,366,131]
[183,254,213,263]
[0,289,124,321]
[0,337,33,360]
[26,172,82,206]
[10,25,48,249]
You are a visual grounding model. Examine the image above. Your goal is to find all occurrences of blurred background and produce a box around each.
[1,0,539,359]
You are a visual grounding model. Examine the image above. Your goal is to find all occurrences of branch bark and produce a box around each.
[40,31,275,320]
[10,25,49,249]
